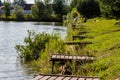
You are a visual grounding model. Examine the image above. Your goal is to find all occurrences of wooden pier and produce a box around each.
[50,54,94,61]
[50,54,94,74]
[64,41,92,45]
[33,74,100,80]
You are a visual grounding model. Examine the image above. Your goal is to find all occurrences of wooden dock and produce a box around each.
[72,27,85,31]
[50,54,94,74]
[78,31,88,35]
[64,41,92,45]
[50,54,94,61]
[72,24,82,27]
[33,74,100,80]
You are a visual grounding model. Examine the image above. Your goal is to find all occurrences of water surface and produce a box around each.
[0,21,66,80]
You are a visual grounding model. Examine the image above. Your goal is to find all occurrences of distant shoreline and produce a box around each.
[0,18,62,22]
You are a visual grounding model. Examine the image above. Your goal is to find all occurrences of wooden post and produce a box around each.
[52,60,55,74]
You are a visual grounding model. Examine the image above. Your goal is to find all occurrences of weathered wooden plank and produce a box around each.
[39,76,51,80]
[56,55,61,59]
[55,77,64,80]
[64,42,92,45]
[51,54,94,61]
[78,78,86,80]
[71,77,78,80]
[65,56,69,59]
[73,56,77,59]
[63,77,71,80]
[33,76,43,80]
[52,55,57,58]
[33,74,100,80]
[72,36,87,40]
[86,78,93,80]
[93,78,100,80]
[72,36,93,40]
[61,55,65,59]
[69,56,73,59]
[48,76,57,80]
[78,31,88,35]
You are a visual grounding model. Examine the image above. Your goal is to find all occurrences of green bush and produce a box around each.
[15,30,65,62]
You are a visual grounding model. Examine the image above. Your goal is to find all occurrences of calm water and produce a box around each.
[0,21,66,80]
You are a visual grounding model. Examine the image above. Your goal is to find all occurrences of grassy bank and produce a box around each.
[78,18,120,79]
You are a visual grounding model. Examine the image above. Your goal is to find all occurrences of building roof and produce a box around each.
[33,74,100,80]
[24,4,33,10]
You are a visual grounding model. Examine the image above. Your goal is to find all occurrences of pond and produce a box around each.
[0,21,66,80]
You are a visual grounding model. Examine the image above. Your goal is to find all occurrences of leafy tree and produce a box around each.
[100,0,120,18]
[31,1,46,20]
[70,0,80,9]
[13,0,26,7]
[14,5,24,20]
[44,0,53,19]
[3,0,10,18]
[77,0,100,18]
[53,0,67,17]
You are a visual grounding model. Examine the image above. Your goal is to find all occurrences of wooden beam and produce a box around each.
[78,31,88,35]
[33,74,100,80]
[50,54,94,61]
[51,61,55,74]
[64,41,92,45]
[72,35,93,40]
[72,35,87,40]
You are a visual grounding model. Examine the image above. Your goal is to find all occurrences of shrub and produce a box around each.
[15,30,64,61]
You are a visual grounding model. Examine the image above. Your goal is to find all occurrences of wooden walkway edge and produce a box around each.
[33,74,100,80]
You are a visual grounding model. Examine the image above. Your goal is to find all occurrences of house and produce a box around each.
[0,3,33,14]
[0,1,3,14]
[23,4,33,14]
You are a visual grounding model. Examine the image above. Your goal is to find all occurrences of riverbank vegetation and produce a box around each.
[1,0,120,21]
[15,0,120,79]
[16,11,120,80]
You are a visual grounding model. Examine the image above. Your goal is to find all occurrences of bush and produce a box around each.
[15,30,64,61]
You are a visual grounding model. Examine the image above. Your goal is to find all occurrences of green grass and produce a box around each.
[78,18,120,79]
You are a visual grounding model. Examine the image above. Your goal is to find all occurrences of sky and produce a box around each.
[1,0,35,4]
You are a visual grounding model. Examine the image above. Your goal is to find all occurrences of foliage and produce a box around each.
[100,0,120,18]
[31,0,53,21]
[53,0,68,18]
[81,18,120,79]
[31,1,46,20]
[3,0,10,18]
[15,30,65,62]
[70,0,80,9]
[77,0,100,18]
[64,8,81,26]
[14,5,24,20]
[13,0,26,7]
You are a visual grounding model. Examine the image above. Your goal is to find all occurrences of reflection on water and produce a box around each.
[0,21,66,80]
[33,22,62,26]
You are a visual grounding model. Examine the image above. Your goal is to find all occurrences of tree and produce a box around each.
[70,0,80,9]
[3,0,10,18]
[31,1,46,20]
[53,0,66,17]
[44,0,53,19]
[100,0,120,18]
[13,0,26,7]
[77,0,100,18]
[14,5,24,20]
